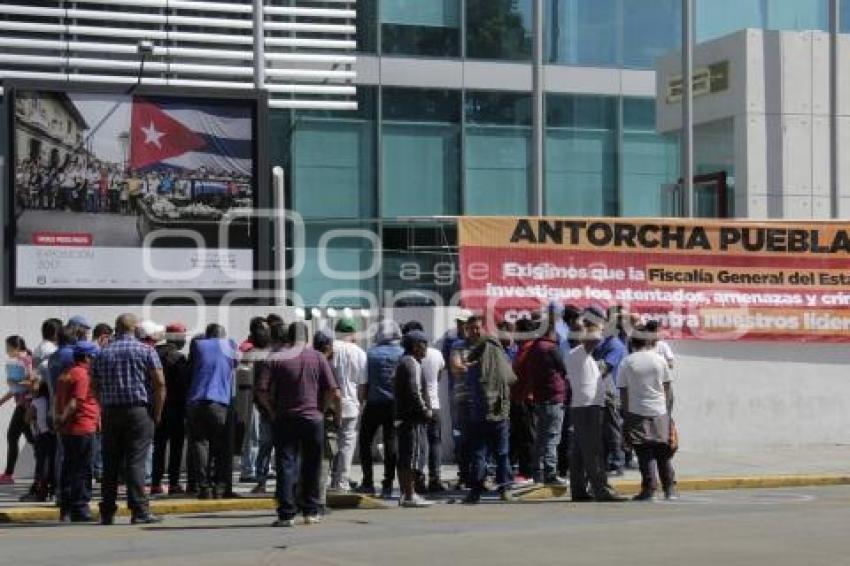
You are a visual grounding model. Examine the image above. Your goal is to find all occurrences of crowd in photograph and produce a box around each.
[15,156,249,216]
[0,304,678,526]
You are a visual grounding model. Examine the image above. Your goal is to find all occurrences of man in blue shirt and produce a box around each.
[585,306,628,475]
[187,324,238,500]
[357,320,403,499]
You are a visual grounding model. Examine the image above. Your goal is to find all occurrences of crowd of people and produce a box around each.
[0,303,678,526]
[15,156,249,216]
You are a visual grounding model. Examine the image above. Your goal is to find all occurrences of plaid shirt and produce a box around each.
[92,334,162,407]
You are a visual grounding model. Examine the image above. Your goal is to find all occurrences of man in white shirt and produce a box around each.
[564,318,626,503]
[329,319,367,492]
[403,321,446,493]
[644,320,674,369]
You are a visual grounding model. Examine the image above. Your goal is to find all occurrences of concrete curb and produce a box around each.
[0,493,387,523]
[2,475,849,522]
[513,474,850,501]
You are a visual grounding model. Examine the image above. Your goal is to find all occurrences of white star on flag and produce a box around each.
[141,120,165,149]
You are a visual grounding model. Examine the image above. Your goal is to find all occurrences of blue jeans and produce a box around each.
[60,434,93,518]
[255,413,274,484]
[273,416,323,520]
[534,403,565,482]
[241,407,259,478]
[469,419,512,494]
[91,432,103,478]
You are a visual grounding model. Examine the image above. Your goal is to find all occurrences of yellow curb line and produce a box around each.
[0,493,387,523]
[514,474,850,501]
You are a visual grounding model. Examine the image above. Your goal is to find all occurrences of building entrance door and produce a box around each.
[663,171,730,218]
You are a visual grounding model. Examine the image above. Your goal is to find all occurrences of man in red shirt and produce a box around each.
[55,341,101,522]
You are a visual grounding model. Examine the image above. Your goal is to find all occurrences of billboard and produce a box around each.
[9,87,259,296]
[459,217,850,342]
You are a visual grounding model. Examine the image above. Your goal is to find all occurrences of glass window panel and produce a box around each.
[621,99,680,217]
[381,0,460,57]
[294,223,378,307]
[466,0,533,61]
[382,88,461,217]
[357,0,378,53]
[381,222,458,306]
[291,89,376,219]
[697,0,827,42]
[765,0,828,31]
[696,0,762,42]
[622,0,681,69]
[545,95,618,216]
[465,91,533,215]
[546,0,618,66]
[843,0,850,32]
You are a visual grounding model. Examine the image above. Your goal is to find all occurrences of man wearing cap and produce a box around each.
[187,324,238,500]
[402,321,445,493]
[358,320,404,499]
[54,341,101,522]
[151,323,191,496]
[92,314,166,525]
[394,330,434,508]
[328,318,367,493]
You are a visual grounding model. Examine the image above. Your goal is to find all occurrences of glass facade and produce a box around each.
[288,89,377,219]
[696,0,828,42]
[464,91,533,215]
[621,99,680,217]
[381,88,462,217]
[545,94,618,216]
[545,0,681,69]
[466,0,534,60]
[381,0,461,57]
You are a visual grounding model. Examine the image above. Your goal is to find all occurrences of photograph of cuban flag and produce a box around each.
[130,96,253,177]
[13,88,257,292]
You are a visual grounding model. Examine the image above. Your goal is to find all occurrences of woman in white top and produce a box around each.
[619,326,677,501]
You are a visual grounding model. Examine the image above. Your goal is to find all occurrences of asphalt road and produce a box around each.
[1,486,848,566]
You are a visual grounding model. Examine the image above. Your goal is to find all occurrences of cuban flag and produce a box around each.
[129,96,252,176]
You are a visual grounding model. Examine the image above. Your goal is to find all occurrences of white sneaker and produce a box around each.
[304,515,322,525]
[401,494,434,508]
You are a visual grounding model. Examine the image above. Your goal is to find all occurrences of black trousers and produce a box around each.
[557,405,573,477]
[570,406,614,500]
[358,401,397,489]
[5,404,34,475]
[188,402,229,492]
[152,405,185,487]
[33,432,56,496]
[100,406,154,518]
[60,434,93,518]
[509,401,535,478]
[603,399,625,471]
[636,443,676,494]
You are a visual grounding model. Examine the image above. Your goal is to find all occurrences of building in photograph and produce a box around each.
[14,90,88,168]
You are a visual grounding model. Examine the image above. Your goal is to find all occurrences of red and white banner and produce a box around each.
[459,217,850,342]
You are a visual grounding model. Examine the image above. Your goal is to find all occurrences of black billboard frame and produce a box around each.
[2,79,272,306]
